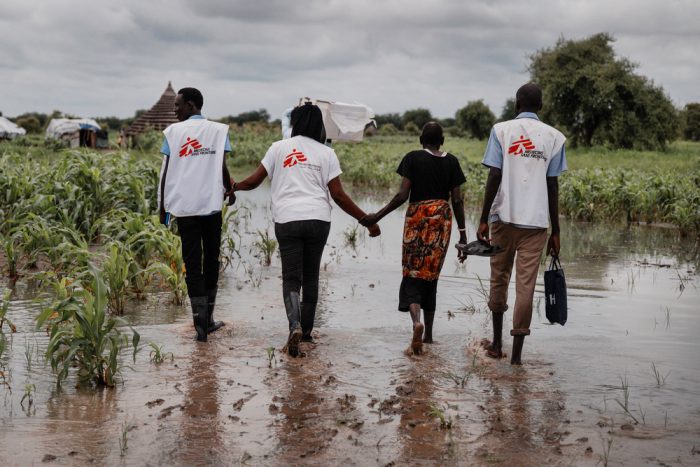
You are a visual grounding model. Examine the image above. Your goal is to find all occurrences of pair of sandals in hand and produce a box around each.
[455,239,504,257]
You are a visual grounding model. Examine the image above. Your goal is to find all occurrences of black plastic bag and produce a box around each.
[544,256,567,325]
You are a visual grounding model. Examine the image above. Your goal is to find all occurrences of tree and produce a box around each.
[402,108,432,130]
[529,33,678,150]
[97,116,126,131]
[375,113,403,130]
[404,122,421,136]
[499,98,516,122]
[14,112,50,130]
[378,123,399,136]
[455,100,495,140]
[683,103,700,141]
[14,115,42,134]
[221,109,270,125]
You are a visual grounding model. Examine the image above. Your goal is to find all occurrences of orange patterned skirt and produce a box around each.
[402,199,452,281]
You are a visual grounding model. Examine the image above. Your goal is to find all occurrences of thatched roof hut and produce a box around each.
[126,82,178,136]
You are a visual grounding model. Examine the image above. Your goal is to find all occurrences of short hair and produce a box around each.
[419,121,444,147]
[178,87,204,110]
[516,83,542,111]
[291,103,326,143]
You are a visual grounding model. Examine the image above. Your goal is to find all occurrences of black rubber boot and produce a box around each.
[284,292,303,357]
[301,302,316,342]
[191,296,210,342]
[284,291,302,331]
[287,323,303,358]
[207,288,225,334]
[510,335,525,365]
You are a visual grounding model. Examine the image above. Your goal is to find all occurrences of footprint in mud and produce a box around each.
[157,404,184,420]
[378,395,402,416]
[335,394,365,431]
[322,375,337,386]
[336,394,357,413]
[146,398,165,408]
[232,392,257,411]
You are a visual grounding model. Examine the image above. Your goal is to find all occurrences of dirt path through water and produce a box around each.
[1,185,699,466]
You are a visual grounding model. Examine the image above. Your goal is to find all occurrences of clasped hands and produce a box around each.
[358,213,381,237]
[224,178,236,206]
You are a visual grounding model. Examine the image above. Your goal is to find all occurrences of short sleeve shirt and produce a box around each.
[482,112,567,177]
[261,135,342,223]
[397,150,466,202]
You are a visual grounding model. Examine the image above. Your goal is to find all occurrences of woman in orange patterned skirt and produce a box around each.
[361,122,467,354]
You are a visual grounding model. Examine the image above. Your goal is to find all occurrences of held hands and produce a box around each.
[225,190,236,206]
[224,178,236,206]
[359,213,379,227]
[359,214,381,237]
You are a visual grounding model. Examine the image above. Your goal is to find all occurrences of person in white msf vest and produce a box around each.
[477,83,567,365]
[158,87,234,343]
[230,103,380,358]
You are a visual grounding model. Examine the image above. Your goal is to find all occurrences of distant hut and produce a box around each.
[0,116,27,140]
[45,118,101,148]
[126,82,178,142]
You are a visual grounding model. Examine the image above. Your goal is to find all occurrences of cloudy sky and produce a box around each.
[1,0,698,120]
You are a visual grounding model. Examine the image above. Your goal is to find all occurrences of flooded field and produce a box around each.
[1,185,698,466]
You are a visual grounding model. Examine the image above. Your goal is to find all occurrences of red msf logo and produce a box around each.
[508,135,535,155]
[179,137,202,157]
[283,148,308,168]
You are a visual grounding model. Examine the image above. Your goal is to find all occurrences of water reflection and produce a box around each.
[478,365,566,464]
[178,344,223,464]
[273,358,337,462]
[43,385,118,463]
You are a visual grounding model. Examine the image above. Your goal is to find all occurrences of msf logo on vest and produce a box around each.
[179,137,216,158]
[508,135,546,161]
[179,137,202,157]
[283,148,308,168]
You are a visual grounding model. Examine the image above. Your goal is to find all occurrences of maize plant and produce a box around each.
[36,267,140,388]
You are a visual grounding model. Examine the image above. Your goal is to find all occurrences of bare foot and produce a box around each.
[480,338,506,359]
[411,323,424,355]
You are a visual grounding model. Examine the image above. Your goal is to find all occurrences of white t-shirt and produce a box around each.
[160,118,229,217]
[261,135,342,224]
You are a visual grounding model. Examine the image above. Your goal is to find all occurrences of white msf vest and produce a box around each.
[491,117,566,228]
[161,119,229,217]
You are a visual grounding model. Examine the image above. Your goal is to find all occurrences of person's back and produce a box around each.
[162,117,229,217]
[489,116,565,228]
[398,150,464,203]
[477,82,567,365]
[157,87,233,343]
[360,122,468,355]
[261,134,340,224]
[230,103,379,357]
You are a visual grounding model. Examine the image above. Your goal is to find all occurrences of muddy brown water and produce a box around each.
[1,185,699,466]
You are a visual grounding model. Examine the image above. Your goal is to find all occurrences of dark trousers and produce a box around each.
[275,220,331,332]
[177,212,223,298]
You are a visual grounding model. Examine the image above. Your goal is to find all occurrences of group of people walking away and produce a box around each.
[158,83,565,365]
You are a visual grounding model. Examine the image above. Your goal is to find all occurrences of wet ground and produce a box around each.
[1,185,699,466]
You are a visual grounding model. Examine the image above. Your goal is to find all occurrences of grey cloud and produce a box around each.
[0,0,698,120]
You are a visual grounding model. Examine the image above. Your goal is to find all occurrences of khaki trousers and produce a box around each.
[487,222,548,336]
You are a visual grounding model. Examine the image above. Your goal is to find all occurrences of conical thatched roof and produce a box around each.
[126,82,178,135]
